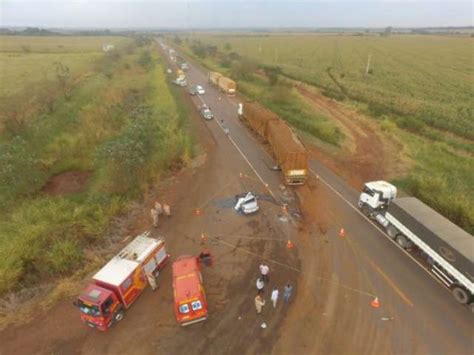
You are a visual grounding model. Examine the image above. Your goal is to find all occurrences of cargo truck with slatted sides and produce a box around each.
[239,102,308,185]
[358,181,474,312]
[217,76,236,96]
[208,71,223,86]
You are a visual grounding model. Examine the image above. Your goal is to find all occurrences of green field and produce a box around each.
[0,36,193,295]
[186,34,473,140]
[176,33,473,233]
[0,36,130,97]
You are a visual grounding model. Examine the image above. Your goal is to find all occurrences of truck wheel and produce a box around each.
[114,309,125,323]
[387,226,399,239]
[452,287,470,304]
[395,235,408,249]
[361,204,371,217]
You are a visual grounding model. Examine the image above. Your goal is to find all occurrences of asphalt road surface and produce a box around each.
[161,41,473,355]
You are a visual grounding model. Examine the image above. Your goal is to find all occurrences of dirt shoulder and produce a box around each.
[0,80,304,355]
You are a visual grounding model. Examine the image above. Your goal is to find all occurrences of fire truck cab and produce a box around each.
[172,255,208,326]
[75,232,169,330]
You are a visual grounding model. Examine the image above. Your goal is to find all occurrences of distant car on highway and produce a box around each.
[200,105,214,120]
[173,78,187,87]
[196,85,205,95]
[189,85,199,96]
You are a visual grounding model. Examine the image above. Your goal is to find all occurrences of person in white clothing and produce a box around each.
[256,277,264,294]
[271,287,279,308]
[259,264,269,282]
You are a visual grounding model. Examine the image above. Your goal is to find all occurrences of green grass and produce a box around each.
[0,36,130,97]
[183,34,473,140]
[393,132,474,233]
[175,34,474,233]
[0,38,193,295]
[179,39,344,146]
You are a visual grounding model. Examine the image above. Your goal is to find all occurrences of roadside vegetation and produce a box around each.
[173,34,473,233]
[0,35,193,296]
[180,38,343,146]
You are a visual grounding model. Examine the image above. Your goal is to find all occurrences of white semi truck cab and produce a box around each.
[359,180,397,211]
[359,181,474,312]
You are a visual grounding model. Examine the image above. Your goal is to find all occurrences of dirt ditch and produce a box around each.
[41,170,91,196]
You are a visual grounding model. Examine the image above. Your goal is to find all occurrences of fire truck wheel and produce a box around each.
[114,309,125,322]
[452,287,469,304]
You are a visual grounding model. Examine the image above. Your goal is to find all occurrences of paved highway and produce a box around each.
[159,41,473,354]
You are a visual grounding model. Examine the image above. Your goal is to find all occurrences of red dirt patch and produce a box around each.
[42,170,91,196]
[296,84,406,188]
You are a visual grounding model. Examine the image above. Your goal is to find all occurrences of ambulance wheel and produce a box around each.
[452,287,469,305]
[114,309,125,322]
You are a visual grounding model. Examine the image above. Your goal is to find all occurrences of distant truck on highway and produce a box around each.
[239,102,308,185]
[74,233,169,330]
[208,71,237,96]
[358,181,474,311]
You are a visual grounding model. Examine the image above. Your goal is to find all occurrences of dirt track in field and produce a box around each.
[296,84,407,189]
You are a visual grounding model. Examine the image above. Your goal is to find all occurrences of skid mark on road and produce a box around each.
[323,273,340,318]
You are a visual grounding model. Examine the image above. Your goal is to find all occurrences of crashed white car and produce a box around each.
[234,192,259,214]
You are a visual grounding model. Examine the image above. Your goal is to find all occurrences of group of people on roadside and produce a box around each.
[150,200,171,228]
[254,263,294,314]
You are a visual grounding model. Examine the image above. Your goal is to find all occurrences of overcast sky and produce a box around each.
[1,1,472,29]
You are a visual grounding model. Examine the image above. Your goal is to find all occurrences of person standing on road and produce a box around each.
[271,287,279,308]
[259,263,270,282]
[146,272,157,291]
[255,294,266,314]
[283,284,293,303]
[154,201,163,216]
[256,277,265,293]
[163,203,171,217]
[150,208,159,228]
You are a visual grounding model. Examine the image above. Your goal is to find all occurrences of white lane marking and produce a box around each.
[309,167,447,292]
[180,48,442,297]
[195,93,276,200]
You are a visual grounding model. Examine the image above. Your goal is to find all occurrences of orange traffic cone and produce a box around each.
[371,297,380,308]
[339,228,346,237]
[287,240,294,249]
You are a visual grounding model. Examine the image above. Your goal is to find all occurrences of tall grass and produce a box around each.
[0,38,193,294]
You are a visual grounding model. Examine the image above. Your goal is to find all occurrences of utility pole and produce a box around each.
[365,54,372,76]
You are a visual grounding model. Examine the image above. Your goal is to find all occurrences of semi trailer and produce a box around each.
[358,181,474,311]
[208,72,236,96]
[239,102,308,185]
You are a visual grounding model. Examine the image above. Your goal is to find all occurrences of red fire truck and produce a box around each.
[75,232,169,330]
[172,255,208,326]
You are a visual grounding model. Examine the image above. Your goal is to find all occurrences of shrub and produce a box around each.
[138,50,155,71]
[0,137,47,206]
[380,118,397,132]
